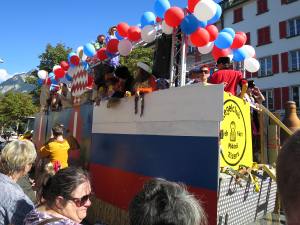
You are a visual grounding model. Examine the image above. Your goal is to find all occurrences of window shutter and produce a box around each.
[252,72,258,77]
[257,28,263,45]
[246,32,251,45]
[272,54,279,74]
[274,88,282,110]
[279,21,287,39]
[282,87,290,107]
[281,52,289,72]
[281,0,287,4]
[266,27,271,43]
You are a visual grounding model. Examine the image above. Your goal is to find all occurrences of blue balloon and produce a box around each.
[180,14,200,35]
[141,12,156,28]
[215,32,233,49]
[214,0,222,3]
[221,27,235,39]
[233,48,247,62]
[115,31,124,40]
[48,72,55,79]
[207,3,222,25]
[65,74,73,81]
[83,43,96,57]
[198,20,207,28]
[154,0,170,18]
[37,78,44,86]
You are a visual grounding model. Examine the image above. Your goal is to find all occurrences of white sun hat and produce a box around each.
[137,62,152,74]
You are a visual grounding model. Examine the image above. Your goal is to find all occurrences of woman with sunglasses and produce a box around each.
[24,167,92,225]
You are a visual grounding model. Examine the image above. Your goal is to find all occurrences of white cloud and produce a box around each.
[0,69,13,83]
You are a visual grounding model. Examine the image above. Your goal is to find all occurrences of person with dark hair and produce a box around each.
[0,140,37,225]
[187,65,211,85]
[114,65,134,96]
[277,130,300,224]
[209,57,244,95]
[24,167,92,225]
[94,34,106,50]
[39,124,70,170]
[129,178,207,225]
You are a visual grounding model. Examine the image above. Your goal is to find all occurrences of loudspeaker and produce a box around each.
[152,34,172,79]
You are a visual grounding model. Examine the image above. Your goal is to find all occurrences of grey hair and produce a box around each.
[129,178,207,225]
[0,140,36,175]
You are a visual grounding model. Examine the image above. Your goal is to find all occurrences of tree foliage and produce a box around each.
[0,91,38,129]
[38,43,72,72]
[120,46,154,77]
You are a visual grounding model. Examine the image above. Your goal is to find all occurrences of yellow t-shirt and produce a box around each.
[40,139,70,169]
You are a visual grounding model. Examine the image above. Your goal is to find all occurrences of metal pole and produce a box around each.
[169,31,176,87]
[179,32,187,87]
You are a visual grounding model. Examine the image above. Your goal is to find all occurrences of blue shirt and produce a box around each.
[0,173,34,225]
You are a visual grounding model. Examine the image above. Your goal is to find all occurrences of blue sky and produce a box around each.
[0,0,221,82]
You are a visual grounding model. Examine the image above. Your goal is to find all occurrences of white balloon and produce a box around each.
[76,46,84,58]
[37,70,48,80]
[118,39,133,56]
[242,45,256,58]
[53,65,61,71]
[198,42,214,54]
[162,20,173,35]
[141,25,157,43]
[244,57,260,73]
[194,0,217,21]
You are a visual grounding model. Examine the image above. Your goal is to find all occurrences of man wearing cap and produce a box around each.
[187,65,211,85]
[134,62,157,94]
[210,57,243,96]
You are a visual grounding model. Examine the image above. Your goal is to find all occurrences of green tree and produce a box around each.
[38,43,72,72]
[120,46,154,76]
[0,92,38,130]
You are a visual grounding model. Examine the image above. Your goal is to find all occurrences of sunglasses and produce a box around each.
[199,70,210,74]
[67,193,93,207]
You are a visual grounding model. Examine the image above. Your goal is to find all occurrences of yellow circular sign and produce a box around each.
[220,99,247,166]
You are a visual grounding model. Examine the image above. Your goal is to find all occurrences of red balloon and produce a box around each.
[188,0,200,13]
[97,48,108,61]
[60,61,70,71]
[117,22,130,38]
[206,25,219,42]
[128,26,141,42]
[231,33,247,49]
[190,28,210,47]
[236,31,247,40]
[54,68,65,79]
[212,46,230,61]
[156,17,162,23]
[107,39,119,54]
[70,55,80,66]
[87,75,94,89]
[164,7,185,28]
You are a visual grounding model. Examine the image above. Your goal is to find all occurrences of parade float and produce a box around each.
[32,0,284,224]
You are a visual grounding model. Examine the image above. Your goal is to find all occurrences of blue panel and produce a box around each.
[90,133,219,191]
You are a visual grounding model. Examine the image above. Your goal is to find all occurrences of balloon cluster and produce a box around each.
[38,0,260,84]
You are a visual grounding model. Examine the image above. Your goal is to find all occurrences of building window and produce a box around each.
[261,89,274,110]
[246,32,251,44]
[257,26,271,46]
[233,7,243,23]
[282,0,299,4]
[257,0,268,15]
[258,56,272,77]
[292,86,300,108]
[287,17,300,37]
[289,49,300,71]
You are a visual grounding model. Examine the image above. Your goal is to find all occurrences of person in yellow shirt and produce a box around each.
[39,124,70,170]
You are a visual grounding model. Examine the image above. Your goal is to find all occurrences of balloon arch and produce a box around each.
[37,0,260,89]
